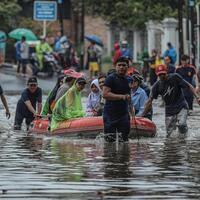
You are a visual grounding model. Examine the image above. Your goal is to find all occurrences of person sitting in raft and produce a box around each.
[41,74,65,116]
[86,79,101,116]
[55,69,83,102]
[98,73,106,105]
[51,77,87,131]
[128,74,148,117]
[14,76,42,131]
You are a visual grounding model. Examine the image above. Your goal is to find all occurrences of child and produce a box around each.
[86,79,101,116]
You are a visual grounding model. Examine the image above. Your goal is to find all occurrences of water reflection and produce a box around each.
[1,96,200,199]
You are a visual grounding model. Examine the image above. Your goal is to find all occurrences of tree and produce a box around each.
[72,0,180,28]
[0,0,21,31]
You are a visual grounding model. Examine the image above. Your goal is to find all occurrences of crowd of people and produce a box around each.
[1,38,200,142]
[14,33,80,77]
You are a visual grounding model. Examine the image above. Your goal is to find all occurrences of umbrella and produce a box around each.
[85,35,103,46]
[8,28,37,41]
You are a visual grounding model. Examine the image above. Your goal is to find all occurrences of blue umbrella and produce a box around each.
[85,35,103,46]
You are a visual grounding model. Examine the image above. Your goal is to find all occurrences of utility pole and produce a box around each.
[189,0,196,66]
[80,0,85,71]
[186,0,190,56]
[196,3,200,65]
[58,0,64,36]
[178,0,184,64]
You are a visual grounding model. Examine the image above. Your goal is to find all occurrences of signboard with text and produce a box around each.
[34,1,57,21]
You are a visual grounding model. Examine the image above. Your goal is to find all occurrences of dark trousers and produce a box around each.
[17,60,21,73]
[185,96,194,110]
[14,112,34,130]
[149,68,157,86]
[21,59,28,74]
[103,113,130,142]
[14,100,35,130]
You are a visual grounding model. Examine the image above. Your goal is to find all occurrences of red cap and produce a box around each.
[156,64,167,76]
[63,69,83,78]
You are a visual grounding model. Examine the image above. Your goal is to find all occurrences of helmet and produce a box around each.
[121,40,128,45]
[155,64,167,76]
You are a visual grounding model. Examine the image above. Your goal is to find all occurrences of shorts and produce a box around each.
[89,62,99,72]
[165,108,188,136]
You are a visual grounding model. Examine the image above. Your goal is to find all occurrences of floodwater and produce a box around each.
[1,96,200,199]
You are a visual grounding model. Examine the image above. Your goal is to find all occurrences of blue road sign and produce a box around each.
[34,1,57,21]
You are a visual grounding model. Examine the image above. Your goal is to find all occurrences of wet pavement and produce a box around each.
[0,94,200,199]
[0,66,57,94]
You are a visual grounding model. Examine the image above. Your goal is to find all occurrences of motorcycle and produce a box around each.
[30,52,62,77]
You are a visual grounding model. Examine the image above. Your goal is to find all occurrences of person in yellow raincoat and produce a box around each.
[149,49,162,85]
[51,77,87,131]
[35,37,53,69]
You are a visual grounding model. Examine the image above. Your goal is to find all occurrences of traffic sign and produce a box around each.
[34,1,57,21]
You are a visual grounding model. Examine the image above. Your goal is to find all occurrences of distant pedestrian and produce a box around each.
[142,64,200,136]
[112,42,121,65]
[86,41,101,79]
[0,84,10,119]
[36,37,52,70]
[149,49,162,86]
[103,57,131,142]
[163,42,177,64]
[14,40,21,74]
[14,77,42,131]
[121,40,132,60]
[176,54,199,110]
[164,56,175,74]
[19,36,29,77]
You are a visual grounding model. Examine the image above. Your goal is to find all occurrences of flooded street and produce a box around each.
[1,96,200,199]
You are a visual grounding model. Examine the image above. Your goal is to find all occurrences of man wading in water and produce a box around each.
[103,57,131,142]
[142,64,200,136]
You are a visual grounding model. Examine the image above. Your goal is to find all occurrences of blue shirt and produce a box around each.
[103,73,130,120]
[15,41,21,60]
[163,47,177,64]
[151,73,189,116]
[131,87,148,116]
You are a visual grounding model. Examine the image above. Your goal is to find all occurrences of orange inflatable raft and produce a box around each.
[30,116,156,138]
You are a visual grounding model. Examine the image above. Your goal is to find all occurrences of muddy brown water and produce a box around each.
[0,96,200,199]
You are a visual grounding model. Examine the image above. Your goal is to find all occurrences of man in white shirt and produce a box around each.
[20,36,29,76]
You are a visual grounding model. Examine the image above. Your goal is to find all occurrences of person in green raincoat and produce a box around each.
[51,77,87,131]
[41,74,65,116]
[36,37,53,69]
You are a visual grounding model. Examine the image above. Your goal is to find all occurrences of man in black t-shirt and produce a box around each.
[103,57,131,142]
[14,77,42,131]
[142,64,200,136]
[0,84,10,119]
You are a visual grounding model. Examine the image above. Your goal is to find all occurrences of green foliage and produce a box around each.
[0,0,21,31]
[72,0,180,28]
